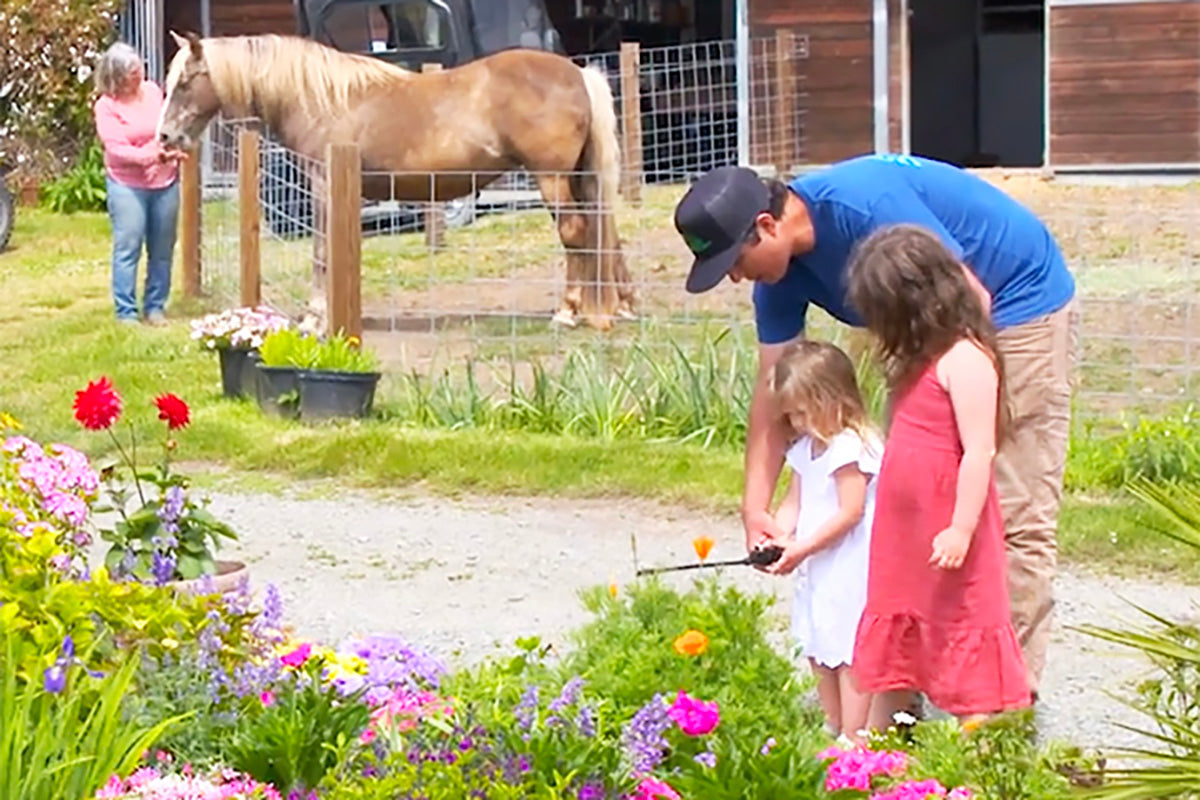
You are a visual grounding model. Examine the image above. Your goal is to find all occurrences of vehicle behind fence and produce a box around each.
[178,36,1199,420]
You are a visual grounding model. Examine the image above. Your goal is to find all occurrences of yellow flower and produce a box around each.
[961,716,984,734]
[0,412,22,430]
[348,335,361,347]
[692,535,715,562]
[161,638,180,650]
[673,629,709,656]
[608,581,618,598]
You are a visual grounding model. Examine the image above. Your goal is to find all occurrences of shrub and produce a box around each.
[41,138,107,213]
[0,0,122,179]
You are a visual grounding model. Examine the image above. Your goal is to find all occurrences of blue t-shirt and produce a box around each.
[753,154,1075,344]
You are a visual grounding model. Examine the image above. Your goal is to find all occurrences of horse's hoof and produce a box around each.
[616,307,638,321]
[551,309,578,328]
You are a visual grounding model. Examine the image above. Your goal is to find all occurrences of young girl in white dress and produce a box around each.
[763,340,882,744]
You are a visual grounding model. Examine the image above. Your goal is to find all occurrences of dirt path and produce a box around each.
[176,486,1198,756]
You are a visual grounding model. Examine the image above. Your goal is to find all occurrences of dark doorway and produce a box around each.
[908,0,1045,167]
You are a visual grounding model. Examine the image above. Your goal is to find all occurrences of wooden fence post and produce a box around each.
[237,129,261,307]
[619,41,643,203]
[326,143,362,340]
[774,30,797,177]
[423,62,446,251]
[180,141,202,298]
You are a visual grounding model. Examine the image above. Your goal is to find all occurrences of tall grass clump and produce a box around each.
[1072,479,1200,799]
[387,328,889,449]
[1068,405,1200,491]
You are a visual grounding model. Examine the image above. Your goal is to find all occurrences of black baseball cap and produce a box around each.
[674,165,770,294]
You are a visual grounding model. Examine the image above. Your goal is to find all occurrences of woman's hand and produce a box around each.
[929,524,972,570]
[157,147,187,164]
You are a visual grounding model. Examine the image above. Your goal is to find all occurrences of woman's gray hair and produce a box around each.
[96,42,144,98]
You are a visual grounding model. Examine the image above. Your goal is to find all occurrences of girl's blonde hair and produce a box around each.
[771,340,875,444]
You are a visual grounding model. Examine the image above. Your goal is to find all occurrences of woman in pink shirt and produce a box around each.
[93,42,186,325]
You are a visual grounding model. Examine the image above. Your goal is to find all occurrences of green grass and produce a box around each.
[3,206,1199,581]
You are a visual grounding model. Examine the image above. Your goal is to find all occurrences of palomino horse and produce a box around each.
[157,31,634,330]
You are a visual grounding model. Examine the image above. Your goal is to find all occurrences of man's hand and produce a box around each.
[742,508,785,553]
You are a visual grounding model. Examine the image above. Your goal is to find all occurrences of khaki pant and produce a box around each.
[994,300,1078,695]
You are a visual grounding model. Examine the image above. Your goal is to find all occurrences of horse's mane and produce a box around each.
[189,34,410,123]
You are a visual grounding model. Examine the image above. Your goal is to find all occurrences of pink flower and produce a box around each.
[820,746,908,793]
[260,690,276,707]
[666,690,720,736]
[631,776,681,800]
[871,778,953,800]
[280,642,312,668]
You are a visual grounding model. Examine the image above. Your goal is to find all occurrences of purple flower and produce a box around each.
[578,781,606,800]
[151,550,177,586]
[549,676,585,714]
[576,705,596,738]
[621,694,672,774]
[694,750,717,768]
[515,685,539,729]
[43,663,66,694]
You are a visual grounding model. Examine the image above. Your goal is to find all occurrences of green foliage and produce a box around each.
[1068,406,1200,491]
[308,332,380,374]
[226,658,372,795]
[0,1,122,178]
[40,139,106,213]
[258,328,320,369]
[560,575,820,742]
[0,626,187,800]
[1071,479,1200,799]
[869,713,1078,800]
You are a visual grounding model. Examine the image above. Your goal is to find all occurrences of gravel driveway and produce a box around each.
[166,486,1200,756]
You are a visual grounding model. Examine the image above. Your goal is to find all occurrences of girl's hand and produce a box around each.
[929,525,972,569]
[765,541,809,575]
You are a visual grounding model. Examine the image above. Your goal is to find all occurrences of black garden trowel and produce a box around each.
[633,543,784,577]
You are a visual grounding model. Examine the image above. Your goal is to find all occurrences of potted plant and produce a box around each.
[254,328,320,419]
[189,306,292,398]
[71,376,244,591]
[297,332,382,422]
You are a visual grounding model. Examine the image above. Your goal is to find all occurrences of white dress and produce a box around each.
[785,429,881,669]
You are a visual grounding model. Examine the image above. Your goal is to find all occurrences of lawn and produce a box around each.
[1,205,1198,580]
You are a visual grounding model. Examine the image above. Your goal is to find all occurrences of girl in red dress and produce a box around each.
[845,223,1032,728]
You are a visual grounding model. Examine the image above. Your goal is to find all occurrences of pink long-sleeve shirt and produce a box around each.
[93,81,177,190]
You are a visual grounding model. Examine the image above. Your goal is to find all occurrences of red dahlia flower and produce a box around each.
[153,393,190,430]
[73,377,122,430]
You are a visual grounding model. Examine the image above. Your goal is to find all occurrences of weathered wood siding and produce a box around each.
[1049,1,1200,166]
[210,0,298,37]
[752,0,875,164]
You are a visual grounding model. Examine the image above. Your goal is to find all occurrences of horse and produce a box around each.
[156,31,635,331]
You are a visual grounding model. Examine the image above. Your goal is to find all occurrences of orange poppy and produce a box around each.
[692,535,715,562]
[673,629,709,656]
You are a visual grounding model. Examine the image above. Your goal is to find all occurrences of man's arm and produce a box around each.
[741,338,796,551]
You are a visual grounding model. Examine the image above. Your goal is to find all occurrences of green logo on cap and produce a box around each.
[684,232,711,255]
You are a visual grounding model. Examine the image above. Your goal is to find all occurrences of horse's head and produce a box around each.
[158,31,221,150]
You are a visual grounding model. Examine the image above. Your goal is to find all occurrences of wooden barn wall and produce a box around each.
[752,0,875,165]
[1049,1,1200,166]
[210,0,298,38]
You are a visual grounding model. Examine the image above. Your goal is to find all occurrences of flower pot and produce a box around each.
[256,364,300,418]
[218,347,258,398]
[298,369,381,421]
[169,559,248,596]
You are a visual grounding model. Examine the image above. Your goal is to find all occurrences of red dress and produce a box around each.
[852,363,1031,716]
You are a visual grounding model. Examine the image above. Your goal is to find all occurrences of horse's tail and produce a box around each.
[577,64,633,325]
[579,64,622,216]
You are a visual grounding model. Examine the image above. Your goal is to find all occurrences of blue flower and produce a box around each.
[43,663,66,694]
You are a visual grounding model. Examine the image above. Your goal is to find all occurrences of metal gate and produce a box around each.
[117,0,165,82]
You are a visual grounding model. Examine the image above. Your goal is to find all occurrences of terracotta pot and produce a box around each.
[18,178,39,207]
[170,559,249,596]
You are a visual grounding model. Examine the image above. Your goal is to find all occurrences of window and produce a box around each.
[320,1,450,53]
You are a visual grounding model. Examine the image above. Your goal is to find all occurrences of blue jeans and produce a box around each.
[106,176,180,320]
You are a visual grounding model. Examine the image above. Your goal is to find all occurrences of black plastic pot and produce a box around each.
[297,369,380,421]
[218,347,259,398]
[256,364,300,418]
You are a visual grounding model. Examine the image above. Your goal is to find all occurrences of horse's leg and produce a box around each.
[599,209,636,320]
[535,172,597,329]
[306,166,328,334]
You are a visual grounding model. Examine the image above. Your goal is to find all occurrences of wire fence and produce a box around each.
[192,37,1200,419]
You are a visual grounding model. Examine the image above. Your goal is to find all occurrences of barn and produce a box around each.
[128,0,1199,172]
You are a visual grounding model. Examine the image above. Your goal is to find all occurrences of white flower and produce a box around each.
[892,710,917,726]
